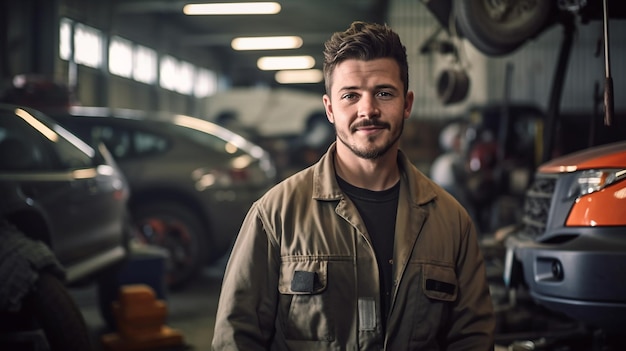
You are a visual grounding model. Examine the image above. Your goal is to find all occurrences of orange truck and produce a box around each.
[505,140,626,332]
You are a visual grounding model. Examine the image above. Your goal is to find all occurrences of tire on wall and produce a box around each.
[132,202,208,290]
[454,0,557,56]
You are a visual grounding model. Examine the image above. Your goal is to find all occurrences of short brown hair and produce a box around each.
[323,21,409,95]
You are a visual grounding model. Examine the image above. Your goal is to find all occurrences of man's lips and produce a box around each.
[357,126,382,132]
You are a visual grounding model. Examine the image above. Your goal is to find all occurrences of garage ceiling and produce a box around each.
[113,0,390,93]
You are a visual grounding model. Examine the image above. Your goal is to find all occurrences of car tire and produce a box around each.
[10,272,94,351]
[132,202,208,290]
[453,0,557,56]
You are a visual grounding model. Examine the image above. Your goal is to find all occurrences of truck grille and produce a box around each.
[521,174,558,239]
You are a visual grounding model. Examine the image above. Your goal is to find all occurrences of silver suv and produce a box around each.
[0,104,131,285]
[48,107,277,289]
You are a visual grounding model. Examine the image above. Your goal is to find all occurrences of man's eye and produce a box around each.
[341,93,357,100]
[377,91,392,97]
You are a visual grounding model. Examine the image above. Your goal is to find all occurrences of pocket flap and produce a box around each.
[422,264,457,301]
[279,259,327,295]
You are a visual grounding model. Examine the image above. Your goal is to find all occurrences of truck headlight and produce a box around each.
[568,169,626,198]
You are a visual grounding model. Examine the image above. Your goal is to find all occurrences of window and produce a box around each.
[159,55,178,91]
[134,130,168,155]
[109,36,133,78]
[194,68,217,98]
[167,122,245,157]
[88,125,169,159]
[0,109,95,171]
[74,23,104,68]
[177,61,194,95]
[160,56,199,95]
[59,18,72,61]
[58,18,216,97]
[91,125,132,158]
[134,45,158,84]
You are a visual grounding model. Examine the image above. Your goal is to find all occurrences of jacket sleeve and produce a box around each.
[212,202,280,350]
[446,219,495,350]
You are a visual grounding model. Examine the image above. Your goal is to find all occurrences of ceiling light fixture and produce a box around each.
[232,36,303,51]
[275,69,324,84]
[183,2,281,15]
[257,56,315,70]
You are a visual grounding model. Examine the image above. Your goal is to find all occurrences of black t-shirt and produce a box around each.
[337,176,399,327]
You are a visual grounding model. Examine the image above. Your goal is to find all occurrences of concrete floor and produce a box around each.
[70,247,624,351]
[72,264,224,351]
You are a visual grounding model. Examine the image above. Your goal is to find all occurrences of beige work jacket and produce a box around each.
[212,143,495,350]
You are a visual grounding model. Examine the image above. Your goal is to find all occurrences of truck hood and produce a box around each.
[539,141,626,173]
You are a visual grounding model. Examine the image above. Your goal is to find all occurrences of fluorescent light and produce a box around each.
[275,69,324,84]
[232,36,303,50]
[257,56,315,70]
[183,2,281,15]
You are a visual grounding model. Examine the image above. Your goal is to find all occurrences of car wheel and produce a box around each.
[132,202,208,290]
[453,0,557,56]
[1,272,94,351]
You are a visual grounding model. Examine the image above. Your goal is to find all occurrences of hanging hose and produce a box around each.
[602,0,614,126]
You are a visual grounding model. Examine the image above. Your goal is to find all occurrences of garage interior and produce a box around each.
[2,0,626,350]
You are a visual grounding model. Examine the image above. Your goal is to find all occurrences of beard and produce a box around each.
[335,118,404,160]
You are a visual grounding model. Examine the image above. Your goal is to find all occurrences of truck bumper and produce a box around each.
[505,231,626,331]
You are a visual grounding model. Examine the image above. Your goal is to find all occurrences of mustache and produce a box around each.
[351,120,390,130]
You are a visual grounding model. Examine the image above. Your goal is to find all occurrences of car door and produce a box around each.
[0,107,126,270]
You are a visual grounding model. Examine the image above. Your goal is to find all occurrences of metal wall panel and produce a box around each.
[389,0,626,120]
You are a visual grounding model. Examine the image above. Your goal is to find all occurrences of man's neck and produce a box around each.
[333,147,400,191]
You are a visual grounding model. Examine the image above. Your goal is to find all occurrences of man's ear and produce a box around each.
[404,91,414,120]
[322,94,334,123]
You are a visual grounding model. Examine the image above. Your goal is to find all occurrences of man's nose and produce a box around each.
[358,95,380,118]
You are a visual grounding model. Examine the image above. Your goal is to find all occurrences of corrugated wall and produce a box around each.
[388,0,472,119]
[388,0,626,120]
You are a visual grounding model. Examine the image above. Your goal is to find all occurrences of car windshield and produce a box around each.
[166,114,267,160]
[0,106,96,171]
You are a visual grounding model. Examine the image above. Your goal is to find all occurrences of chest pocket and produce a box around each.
[278,258,334,341]
[422,263,458,301]
[404,263,459,344]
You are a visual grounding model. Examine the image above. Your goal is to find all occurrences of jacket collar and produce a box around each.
[312,142,438,206]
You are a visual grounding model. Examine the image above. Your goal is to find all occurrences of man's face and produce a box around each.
[323,58,413,160]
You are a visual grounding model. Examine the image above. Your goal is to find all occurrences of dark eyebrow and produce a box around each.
[375,84,399,92]
[337,83,399,93]
[337,85,359,92]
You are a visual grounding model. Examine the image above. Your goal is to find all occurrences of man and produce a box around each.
[212,21,495,350]
[430,122,470,208]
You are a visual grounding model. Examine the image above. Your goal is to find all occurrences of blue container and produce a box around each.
[98,243,169,330]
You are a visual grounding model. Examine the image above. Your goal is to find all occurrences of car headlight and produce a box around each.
[568,169,626,198]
